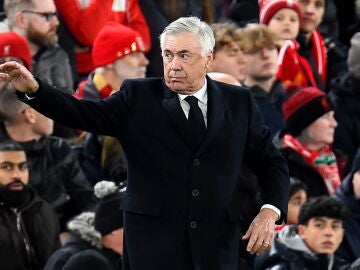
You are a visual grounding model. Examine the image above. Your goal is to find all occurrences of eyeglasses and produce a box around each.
[22,10,58,22]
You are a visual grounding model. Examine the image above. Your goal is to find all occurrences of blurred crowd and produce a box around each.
[0,0,359,269]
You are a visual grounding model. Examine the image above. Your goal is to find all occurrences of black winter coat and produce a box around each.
[0,124,97,230]
[329,74,360,174]
[0,188,60,270]
[280,147,330,197]
[334,174,360,264]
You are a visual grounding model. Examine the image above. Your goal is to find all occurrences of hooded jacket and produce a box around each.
[259,225,348,270]
[44,212,122,270]
[0,187,60,270]
[333,150,360,264]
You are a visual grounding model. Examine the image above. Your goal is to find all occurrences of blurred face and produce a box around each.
[102,228,124,255]
[295,0,325,34]
[162,33,213,94]
[113,52,149,80]
[268,8,300,40]
[23,0,59,47]
[298,217,344,255]
[287,189,307,224]
[305,111,337,148]
[32,109,54,136]
[243,45,278,81]
[352,171,360,198]
[211,41,245,81]
[0,151,29,189]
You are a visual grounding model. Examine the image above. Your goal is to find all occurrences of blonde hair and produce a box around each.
[236,23,279,54]
[211,22,241,53]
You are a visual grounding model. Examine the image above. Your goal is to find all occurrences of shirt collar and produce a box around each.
[178,79,207,105]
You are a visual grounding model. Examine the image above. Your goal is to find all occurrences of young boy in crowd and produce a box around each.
[258,196,349,269]
[275,178,308,231]
[259,0,322,90]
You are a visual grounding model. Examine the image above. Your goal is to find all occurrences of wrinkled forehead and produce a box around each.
[162,33,202,53]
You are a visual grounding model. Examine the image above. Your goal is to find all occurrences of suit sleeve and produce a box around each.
[17,79,132,137]
[244,90,290,223]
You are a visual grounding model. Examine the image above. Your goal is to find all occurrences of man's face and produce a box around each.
[243,45,278,82]
[162,33,213,94]
[211,41,245,81]
[295,0,325,34]
[23,0,59,47]
[298,217,344,255]
[113,52,149,80]
[0,151,29,190]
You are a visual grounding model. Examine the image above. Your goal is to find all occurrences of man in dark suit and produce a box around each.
[0,16,289,270]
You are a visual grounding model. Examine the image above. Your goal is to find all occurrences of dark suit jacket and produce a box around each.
[19,76,290,270]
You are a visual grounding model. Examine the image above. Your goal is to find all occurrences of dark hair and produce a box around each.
[298,196,348,225]
[0,140,25,152]
[289,178,308,198]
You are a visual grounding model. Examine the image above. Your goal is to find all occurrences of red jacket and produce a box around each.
[55,0,151,74]
[276,31,327,91]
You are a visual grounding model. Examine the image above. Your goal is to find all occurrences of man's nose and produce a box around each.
[170,56,181,70]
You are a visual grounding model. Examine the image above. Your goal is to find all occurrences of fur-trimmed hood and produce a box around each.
[67,212,102,249]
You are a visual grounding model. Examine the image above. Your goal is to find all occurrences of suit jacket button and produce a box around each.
[192,189,199,197]
[193,158,200,166]
[190,220,197,229]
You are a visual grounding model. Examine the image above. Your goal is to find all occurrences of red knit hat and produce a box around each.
[0,32,32,69]
[92,22,145,68]
[282,87,333,136]
[259,0,302,25]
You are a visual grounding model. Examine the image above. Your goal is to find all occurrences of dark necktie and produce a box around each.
[185,96,206,148]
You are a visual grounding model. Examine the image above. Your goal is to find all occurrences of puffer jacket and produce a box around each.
[329,74,360,174]
[0,188,60,270]
[258,225,349,270]
[0,124,97,230]
[333,152,360,264]
[44,212,122,270]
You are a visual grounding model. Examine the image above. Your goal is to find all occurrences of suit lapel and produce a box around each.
[162,84,194,148]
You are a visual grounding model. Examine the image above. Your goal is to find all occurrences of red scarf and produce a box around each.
[277,39,319,89]
[283,134,340,194]
[276,31,327,91]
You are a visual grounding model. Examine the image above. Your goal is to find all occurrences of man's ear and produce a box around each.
[297,224,305,238]
[22,107,36,124]
[14,11,28,30]
[205,52,213,71]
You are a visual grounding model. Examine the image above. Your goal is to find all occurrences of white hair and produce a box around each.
[159,16,215,56]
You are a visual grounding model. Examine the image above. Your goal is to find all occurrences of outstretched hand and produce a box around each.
[0,61,39,93]
[242,208,277,255]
